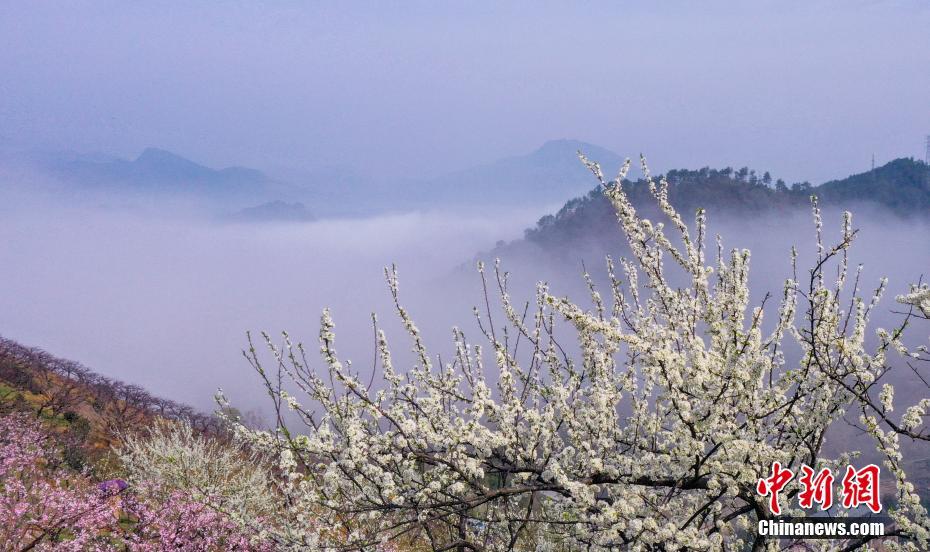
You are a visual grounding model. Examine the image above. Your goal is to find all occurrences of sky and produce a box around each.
[1,1,928,184]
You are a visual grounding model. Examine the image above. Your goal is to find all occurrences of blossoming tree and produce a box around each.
[0,413,117,551]
[117,419,277,531]
[0,412,270,550]
[232,155,930,551]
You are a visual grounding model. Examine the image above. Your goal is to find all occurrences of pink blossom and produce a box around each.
[0,414,270,550]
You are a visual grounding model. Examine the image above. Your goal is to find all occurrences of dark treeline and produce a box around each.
[524,157,930,250]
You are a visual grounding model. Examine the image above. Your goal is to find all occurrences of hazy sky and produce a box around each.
[1,1,928,183]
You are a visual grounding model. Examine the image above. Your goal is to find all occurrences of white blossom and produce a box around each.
[229,154,930,551]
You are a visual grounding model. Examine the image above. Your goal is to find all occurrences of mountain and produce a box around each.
[496,157,930,255]
[405,139,624,208]
[12,142,928,221]
[6,140,625,215]
[818,157,930,211]
[312,139,625,213]
[39,147,273,204]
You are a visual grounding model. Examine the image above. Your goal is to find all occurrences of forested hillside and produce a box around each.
[521,157,930,251]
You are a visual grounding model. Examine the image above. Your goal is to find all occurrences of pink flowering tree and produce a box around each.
[0,413,270,551]
[0,413,117,550]
[121,487,272,552]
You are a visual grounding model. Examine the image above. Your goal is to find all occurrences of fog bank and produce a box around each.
[0,199,542,413]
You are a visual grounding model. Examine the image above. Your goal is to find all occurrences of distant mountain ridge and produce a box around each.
[389,139,624,209]
[132,147,266,183]
[11,140,621,214]
[44,147,270,201]
[240,139,630,215]
[8,141,929,223]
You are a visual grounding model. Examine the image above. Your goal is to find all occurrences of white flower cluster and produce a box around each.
[898,284,930,318]
[231,155,930,551]
[117,419,277,533]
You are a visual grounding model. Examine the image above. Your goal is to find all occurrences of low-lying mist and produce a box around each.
[0,186,545,414]
[2,173,929,445]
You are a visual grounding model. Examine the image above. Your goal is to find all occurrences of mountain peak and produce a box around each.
[531,139,622,164]
[136,147,179,161]
[536,138,599,152]
[134,147,206,172]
